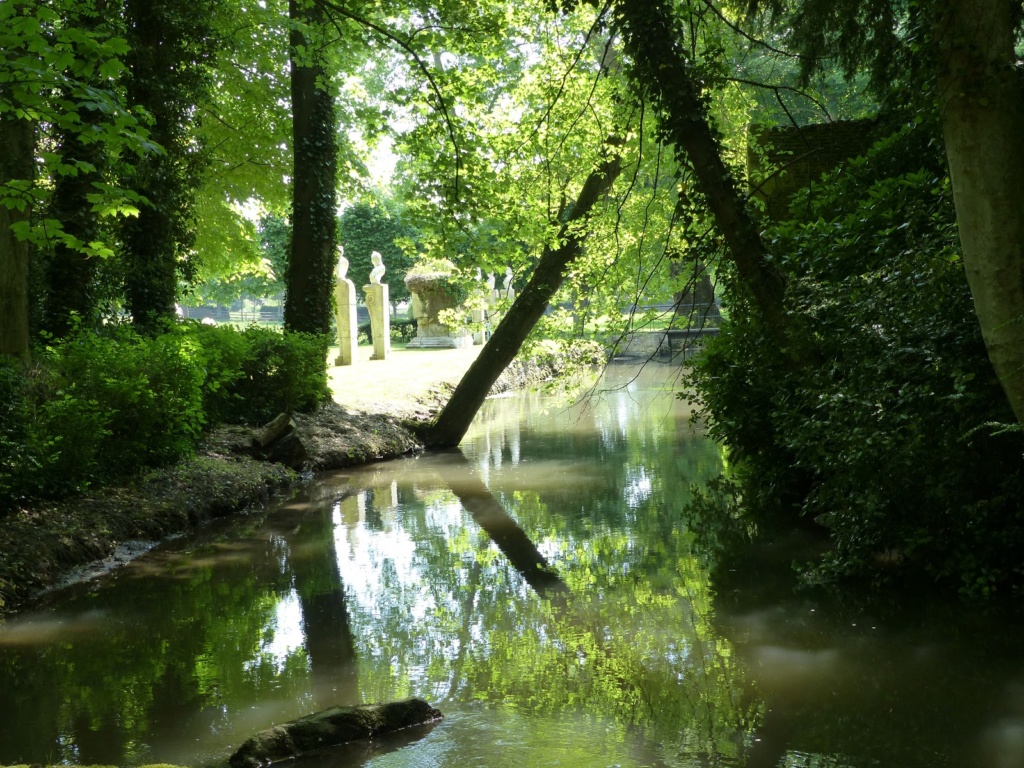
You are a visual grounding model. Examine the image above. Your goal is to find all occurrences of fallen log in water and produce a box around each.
[229,698,443,768]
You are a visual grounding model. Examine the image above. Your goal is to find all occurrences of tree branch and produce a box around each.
[314,0,463,201]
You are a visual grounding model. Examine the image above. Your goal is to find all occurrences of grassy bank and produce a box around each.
[0,345,575,618]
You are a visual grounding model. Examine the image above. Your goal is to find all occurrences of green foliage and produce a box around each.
[0,359,31,507]
[190,324,330,425]
[188,214,288,305]
[357,318,417,346]
[0,327,207,503]
[740,0,935,109]
[689,126,1024,594]
[0,0,151,258]
[120,0,219,330]
[338,199,419,301]
[43,327,206,474]
[0,324,328,508]
[258,214,290,291]
[191,0,292,283]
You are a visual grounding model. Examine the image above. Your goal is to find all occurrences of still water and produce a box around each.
[2,364,1024,768]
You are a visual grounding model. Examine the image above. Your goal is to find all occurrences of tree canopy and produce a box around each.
[338,197,419,301]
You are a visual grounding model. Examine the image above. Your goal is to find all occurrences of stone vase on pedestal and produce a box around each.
[405,268,472,349]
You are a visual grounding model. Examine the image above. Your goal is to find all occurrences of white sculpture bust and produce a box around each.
[335,245,349,280]
[369,251,385,284]
[503,267,514,292]
[486,272,496,291]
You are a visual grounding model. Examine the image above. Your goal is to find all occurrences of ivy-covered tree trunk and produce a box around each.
[43,1,108,338]
[423,139,624,449]
[0,105,34,360]
[936,0,1024,426]
[285,0,338,336]
[122,0,213,334]
[613,0,791,355]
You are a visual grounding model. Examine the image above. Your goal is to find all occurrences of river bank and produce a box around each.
[0,347,566,618]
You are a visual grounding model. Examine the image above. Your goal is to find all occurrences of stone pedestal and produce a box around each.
[363,283,390,360]
[471,306,487,344]
[334,278,357,366]
[487,280,516,332]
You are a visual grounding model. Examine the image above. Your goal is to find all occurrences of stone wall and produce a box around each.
[748,119,877,220]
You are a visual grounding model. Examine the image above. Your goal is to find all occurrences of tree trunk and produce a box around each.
[122,0,211,334]
[44,2,106,338]
[614,0,791,354]
[285,0,338,336]
[673,254,719,328]
[423,139,624,449]
[936,0,1024,425]
[0,110,34,360]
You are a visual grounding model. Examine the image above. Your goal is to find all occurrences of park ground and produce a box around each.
[0,344,499,618]
[327,343,483,417]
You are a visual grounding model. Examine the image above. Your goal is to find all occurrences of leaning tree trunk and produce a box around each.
[285,0,338,336]
[936,0,1024,426]
[0,110,34,360]
[423,138,623,449]
[613,0,791,356]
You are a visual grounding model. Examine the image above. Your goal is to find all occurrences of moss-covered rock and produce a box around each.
[229,699,443,768]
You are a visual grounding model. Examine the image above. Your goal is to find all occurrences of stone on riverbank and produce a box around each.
[228,698,443,768]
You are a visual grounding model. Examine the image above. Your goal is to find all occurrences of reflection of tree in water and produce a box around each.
[0,520,320,764]
[333,422,755,767]
[282,505,359,710]
[72,710,124,766]
[363,488,382,530]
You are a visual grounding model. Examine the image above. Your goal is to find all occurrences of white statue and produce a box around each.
[334,245,357,366]
[369,251,385,284]
[503,267,514,292]
[335,245,349,280]
[485,272,496,291]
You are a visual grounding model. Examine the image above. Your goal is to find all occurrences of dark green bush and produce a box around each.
[391,317,417,343]
[0,328,206,503]
[0,323,330,507]
[0,358,32,509]
[190,323,330,425]
[690,125,1024,595]
[39,326,206,479]
[358,317,417,345]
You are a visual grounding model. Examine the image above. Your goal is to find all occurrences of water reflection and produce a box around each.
[1,364,1023,767]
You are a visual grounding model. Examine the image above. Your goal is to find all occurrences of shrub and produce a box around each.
[0,323,331,505]
[40,326,206,478]
[690,125,1024,594]
[391,317,417,343]
[190,323,330,425]
[357,317,418,345]
[0,358,32,509]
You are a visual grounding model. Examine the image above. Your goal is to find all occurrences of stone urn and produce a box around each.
[404,261,472,349]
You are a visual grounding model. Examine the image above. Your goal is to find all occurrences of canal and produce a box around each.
[1,364,1022,767]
